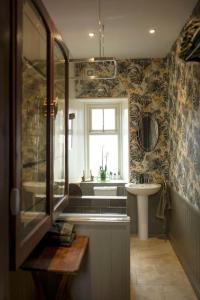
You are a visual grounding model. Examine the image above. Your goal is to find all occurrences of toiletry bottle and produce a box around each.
[90,170,94,181]
[81,171,85,182]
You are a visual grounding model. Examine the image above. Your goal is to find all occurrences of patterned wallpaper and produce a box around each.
[75,59,169,183]
[22,61,47,182]
[168,6,200,209]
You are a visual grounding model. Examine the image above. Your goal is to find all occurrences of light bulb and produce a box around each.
[89,32,95,38]
[149,29,156,34]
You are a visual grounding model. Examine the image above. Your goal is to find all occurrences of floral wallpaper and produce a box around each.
[168,6,200,209]
[75,59,169,183]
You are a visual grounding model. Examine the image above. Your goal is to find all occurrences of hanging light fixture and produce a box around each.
[69,0,117,80]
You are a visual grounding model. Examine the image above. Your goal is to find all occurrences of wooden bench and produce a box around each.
[22,236,89,300]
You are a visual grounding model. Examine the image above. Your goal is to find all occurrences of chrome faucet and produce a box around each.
[138,173,149,184]
[137,174,144,183]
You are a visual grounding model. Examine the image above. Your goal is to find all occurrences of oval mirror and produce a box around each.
[137,113,159,152]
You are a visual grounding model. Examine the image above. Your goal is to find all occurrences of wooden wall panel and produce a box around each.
[71,221,130,300]
[169,187,200,298]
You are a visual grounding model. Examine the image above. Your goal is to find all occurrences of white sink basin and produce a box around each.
[125,183,161,196]
[23,181,46,194]
[125,182,161,240]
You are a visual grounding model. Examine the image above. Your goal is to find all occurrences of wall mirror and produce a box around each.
[137,112,159,152]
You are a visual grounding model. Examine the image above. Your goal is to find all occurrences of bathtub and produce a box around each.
[64,195,127,215]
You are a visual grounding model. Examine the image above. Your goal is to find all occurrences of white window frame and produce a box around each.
[84,102,123,178]
[89,105,118,134]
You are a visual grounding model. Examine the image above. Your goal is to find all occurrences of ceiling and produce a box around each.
[43,0,197,59]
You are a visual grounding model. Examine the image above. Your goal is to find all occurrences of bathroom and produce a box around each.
[63,0,200,295]
[0,0,200,299]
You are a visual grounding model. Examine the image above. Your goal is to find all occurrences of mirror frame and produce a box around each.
[136,112,159,153]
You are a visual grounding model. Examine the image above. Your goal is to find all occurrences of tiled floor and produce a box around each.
[130,236,197,300]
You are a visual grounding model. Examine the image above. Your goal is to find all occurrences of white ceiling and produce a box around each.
[43,0,197,59]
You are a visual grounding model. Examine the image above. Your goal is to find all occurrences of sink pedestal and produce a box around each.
[125,183,161,240]
[137,195,148,240]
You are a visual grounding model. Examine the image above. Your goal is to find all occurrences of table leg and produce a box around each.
[55,274,74,300]
[32,271,46,300]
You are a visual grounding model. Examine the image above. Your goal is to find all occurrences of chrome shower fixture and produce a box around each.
[69,0,117,80]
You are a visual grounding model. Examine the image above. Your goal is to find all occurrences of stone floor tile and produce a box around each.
[131,284,164,300]
[162,284,197,300]
[130,236,197,300]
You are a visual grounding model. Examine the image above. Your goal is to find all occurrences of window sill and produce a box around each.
[80,180,127,184]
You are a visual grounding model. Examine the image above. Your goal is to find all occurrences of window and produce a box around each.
[85,103,121,178]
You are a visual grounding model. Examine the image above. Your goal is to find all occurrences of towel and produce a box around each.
[49,222,75,236]
[156,181,171,220]
[45,222,76,246]
[47,232,76,247]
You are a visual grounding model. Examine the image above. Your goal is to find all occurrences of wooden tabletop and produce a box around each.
[22,236,89,274]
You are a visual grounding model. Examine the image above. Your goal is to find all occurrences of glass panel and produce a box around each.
[89,135,118,177]
[53,42,66,207]
[104,108,116,130]
[21,0,47,239]
[91,109,103,130]
[68,119,72,150]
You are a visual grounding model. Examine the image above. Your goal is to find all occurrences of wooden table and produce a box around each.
[22,236,89,300]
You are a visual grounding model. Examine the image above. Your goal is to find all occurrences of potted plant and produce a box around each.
[99,146,109,181]
[99,165,107,181]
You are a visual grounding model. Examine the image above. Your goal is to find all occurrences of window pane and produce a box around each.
[21,0,47,239]
[91,109,103,130]
[89,135,118,177]
[104,109,116,130]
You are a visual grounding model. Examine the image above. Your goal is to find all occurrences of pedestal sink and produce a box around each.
[125,183,161,240]
[23,181,46,194]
